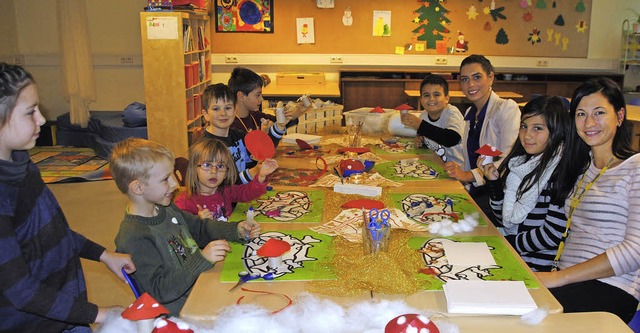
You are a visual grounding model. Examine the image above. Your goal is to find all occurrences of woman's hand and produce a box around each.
[444,162,475,182]
[535,271,566,289]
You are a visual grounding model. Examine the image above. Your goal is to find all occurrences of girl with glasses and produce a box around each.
[175,138,278,221]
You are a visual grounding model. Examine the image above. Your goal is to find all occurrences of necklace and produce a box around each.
[236,114,259,132]
[551,156,615,271]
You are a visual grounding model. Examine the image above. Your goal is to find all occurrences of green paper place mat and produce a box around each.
[220,230,335,283]
[389,192,487,226]
[374,160,450,181]
[409,235,539,290]
[229,190,324,223]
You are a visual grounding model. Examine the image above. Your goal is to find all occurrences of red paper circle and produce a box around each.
[244,130,275,160]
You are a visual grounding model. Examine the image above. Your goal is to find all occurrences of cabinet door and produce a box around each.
[341,80,405,111]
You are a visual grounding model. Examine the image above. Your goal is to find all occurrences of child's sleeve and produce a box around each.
[174,191,199,215]
[0,215,99,325]
[267,122,285,148]
[508,202,567,254]
[416,121,461,147]
[486,178,505,226]
[228,177,267,203]
[177,205,243,245]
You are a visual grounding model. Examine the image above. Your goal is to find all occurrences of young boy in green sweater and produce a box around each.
[111,138,260,316]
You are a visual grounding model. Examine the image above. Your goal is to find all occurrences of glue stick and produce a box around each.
[245,206,256,240]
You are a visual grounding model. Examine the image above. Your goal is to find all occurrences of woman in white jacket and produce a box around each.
[443,54,520,223]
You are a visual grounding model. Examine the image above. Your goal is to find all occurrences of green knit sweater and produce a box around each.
[115,203,242,315]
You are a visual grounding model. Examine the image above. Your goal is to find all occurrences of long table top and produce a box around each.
[262,82,341,98]
[181,135,574,330]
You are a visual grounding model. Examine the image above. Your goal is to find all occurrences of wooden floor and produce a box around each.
[49,180,135,308]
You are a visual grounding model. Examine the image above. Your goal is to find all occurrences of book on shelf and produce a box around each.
[199,54,205,82]
[197,26,205,50]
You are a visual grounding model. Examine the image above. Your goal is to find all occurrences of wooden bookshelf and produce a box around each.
[140,11,211,157]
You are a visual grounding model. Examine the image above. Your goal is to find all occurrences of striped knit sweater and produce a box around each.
[488,176,568,272]
[559,153,640,300]
[0,151,105,333]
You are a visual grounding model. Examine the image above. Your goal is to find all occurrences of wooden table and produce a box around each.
[180,135,564,326]
[404,90,524,110]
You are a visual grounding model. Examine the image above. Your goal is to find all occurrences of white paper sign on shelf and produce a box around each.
[146,17,178,40]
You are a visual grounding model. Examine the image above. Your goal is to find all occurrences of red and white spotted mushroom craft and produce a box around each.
[385,313,440,333]
[257,238,291,269]
[475,144,502,165]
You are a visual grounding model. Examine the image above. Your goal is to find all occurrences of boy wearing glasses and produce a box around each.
[199,83,283,184]
[110,138,261,315]
[174,138,278,221]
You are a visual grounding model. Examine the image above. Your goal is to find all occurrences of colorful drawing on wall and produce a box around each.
[220,230,335,282]
[409,236,539,289]
[230,190,325,223]
[296,17,315,44]
[372,10,391,37]
[412,0,451,49]
[374,160,448,181]
[389,192,487,226]
[215,0,273,33]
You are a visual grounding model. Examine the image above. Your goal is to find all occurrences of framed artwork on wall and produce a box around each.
[215,0,273,33]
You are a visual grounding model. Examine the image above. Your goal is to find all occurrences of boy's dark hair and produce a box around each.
[228,67,263,97]
[0,62,34,127]
[459,54,495,76]
[498,95,572,203]
[202,83,235,111]
[420,74,449,96]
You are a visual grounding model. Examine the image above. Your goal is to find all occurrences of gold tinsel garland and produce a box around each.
[307,229,430,297]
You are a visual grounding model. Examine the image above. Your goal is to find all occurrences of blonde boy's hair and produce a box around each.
[110,138,175,194]
[185,138,237,197]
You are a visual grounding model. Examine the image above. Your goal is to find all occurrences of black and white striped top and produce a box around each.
[559,153,640,300]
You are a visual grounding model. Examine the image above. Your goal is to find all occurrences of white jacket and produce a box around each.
[462,91,520,186]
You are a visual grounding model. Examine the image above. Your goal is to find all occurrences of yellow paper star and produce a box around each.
[413,17,421,24]
[466,5,479,20]
[483,6,491,15]
[575,20,588,33]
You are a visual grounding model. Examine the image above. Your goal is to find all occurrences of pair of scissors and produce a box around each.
[229,271,275,292]
[369,208,391,227]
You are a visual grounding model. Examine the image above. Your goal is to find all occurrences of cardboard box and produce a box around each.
[276,72,325,85]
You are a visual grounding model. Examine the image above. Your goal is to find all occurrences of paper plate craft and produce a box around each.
[341,199,385,210]
[121,292,169,320]
[370,106,385,113]
[152,318,194,333]
[475,144,502,165]
[394,103,414,111]
[244,130,276,160]
[385,314,440,333]
[257,238,292,269]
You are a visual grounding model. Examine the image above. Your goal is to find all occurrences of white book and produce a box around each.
[443,280,537,315]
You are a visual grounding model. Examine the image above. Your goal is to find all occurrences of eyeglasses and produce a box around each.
[197,162,228,173]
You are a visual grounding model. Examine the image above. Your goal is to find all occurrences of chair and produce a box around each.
[122,267,141,298]
[174,157,189,186]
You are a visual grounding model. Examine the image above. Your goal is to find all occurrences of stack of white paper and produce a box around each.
[443,280,537,315]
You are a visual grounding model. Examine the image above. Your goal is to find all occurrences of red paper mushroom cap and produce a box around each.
[370,106,385,113]
[257,238,291,257]
[394,103,414,111]
[152,318,194,333]
[341,199,385,210]
[296,139,313,150]
[475,144,502,157]
[121,293,169,320]
[244,130,276,160]
[385,314,440,333]
[339,159,365,174]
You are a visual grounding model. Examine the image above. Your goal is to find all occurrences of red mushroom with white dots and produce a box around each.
[385,313,440,333]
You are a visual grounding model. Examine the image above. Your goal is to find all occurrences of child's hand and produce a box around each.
[401,112,421,129]
[477,156,499,181]
[201,240,231,263]
[196,204,213,220]
[444,161,474,183]
[239,220,261,240]
[285,102,306,119]
[258,158,279,183]
[414,136,424,148]
[99,250,136,283]
[260,118,273,133]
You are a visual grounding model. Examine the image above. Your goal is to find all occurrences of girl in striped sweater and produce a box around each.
[536,78,640,323]
[479,95,576,272]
